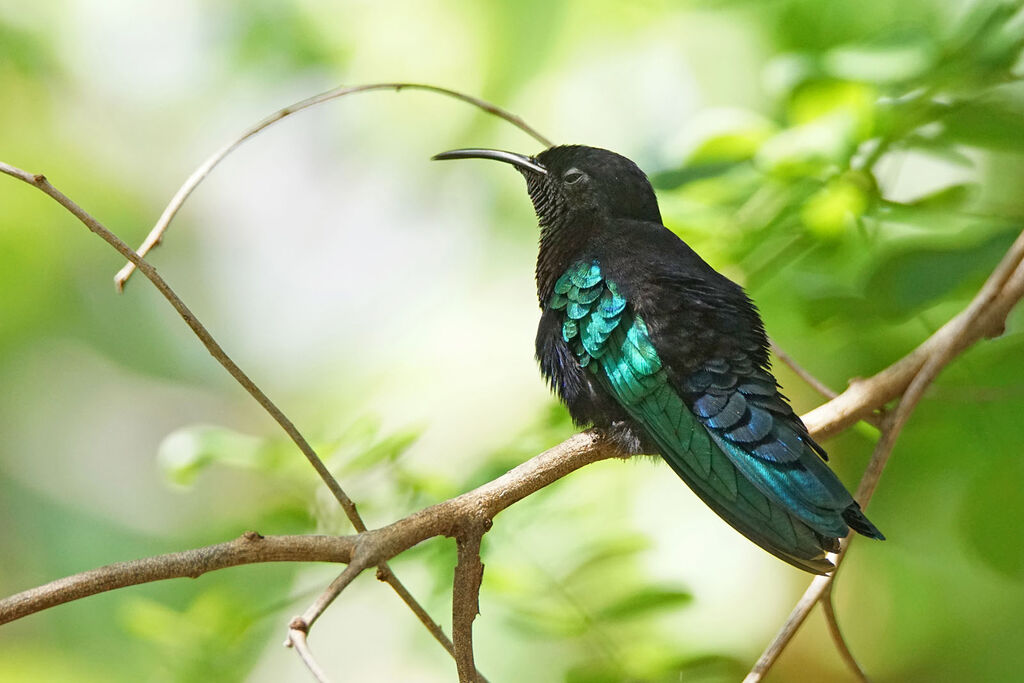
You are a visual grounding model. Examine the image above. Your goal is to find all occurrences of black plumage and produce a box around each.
[434,144,883,573]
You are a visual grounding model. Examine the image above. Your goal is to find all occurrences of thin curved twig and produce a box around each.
[113,82,554,290]
[744,233,1024,681]
[769,339,838,400]
[287,627,333,683]
[742,569,837,683]
[821,584,869,683]
[375,565,459,659]
[0,160,458,675]
[297,551,372,631]
[0,162,361,524]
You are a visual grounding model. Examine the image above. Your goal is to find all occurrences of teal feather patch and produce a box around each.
[547,259,837,573]
[562,319,578,342]
[573,263,603,289]
[566,301,591,320]
[576,284,604,304]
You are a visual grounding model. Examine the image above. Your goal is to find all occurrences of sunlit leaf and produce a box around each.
[686,112,779,165]
[801,174,871,238]
[903,183,979,210]
[763,53,821,97]
[756,117,859,176]
[788,80,877,139]
[823,36,938,84]
[157,425,268,488]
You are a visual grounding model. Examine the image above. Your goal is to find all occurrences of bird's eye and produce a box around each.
[563,168,586,185]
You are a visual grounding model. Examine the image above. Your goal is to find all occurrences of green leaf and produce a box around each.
[596,585,693,621]
[823,36,938,85]
[561,534,652,583]
[687,115,779,165]
[671,654,748,682]
[504,605,589,637]
[227,1,338,73]
[801,174,871,239]
[0,19,58,76]
[651,161,744,190]
[960,456,1024,580]
[565,664,624,683]
[938,91,1024,153]
[338,424,422,474]
[800,292,876,326]
[756,116,861,176]
[157,425,268,488]
[903,183,979,211]
[788,80,877,139]
[864,229,1017,319]
[900,133,977,167]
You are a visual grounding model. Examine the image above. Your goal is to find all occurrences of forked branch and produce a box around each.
[0,160,463,679]
[3,130,1022,683]
[744,229,1024,682]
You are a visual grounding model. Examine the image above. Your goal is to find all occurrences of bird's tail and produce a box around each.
[842,502,885,540]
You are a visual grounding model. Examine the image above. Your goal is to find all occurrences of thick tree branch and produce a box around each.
[803,229,1024,441]
[0,432,617,625]
[453,528,487,683]
[113,82,553,291]
[0,533,353,625]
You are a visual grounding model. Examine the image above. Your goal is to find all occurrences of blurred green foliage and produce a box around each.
[2,0,1024,682]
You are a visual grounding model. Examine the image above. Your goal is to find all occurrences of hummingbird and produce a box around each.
[433,145,883,573]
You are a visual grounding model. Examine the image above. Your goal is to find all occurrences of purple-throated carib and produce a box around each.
[433,145,883,573]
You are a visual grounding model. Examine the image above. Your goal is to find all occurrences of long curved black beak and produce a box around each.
[431,148,547,175]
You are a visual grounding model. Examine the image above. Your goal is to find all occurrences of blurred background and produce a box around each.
[2,0,1023,680]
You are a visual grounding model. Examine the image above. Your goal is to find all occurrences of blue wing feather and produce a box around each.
[547,260,885,573]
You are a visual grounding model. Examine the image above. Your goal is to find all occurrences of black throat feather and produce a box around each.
[527,172,597,305]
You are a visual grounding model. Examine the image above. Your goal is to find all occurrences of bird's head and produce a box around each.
[432,144,662,228]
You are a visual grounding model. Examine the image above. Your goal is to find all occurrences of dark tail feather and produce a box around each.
[816,531,841,554]
[842,502,885,540]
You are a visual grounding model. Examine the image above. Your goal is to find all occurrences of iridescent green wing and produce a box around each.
[550,260,835,573]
